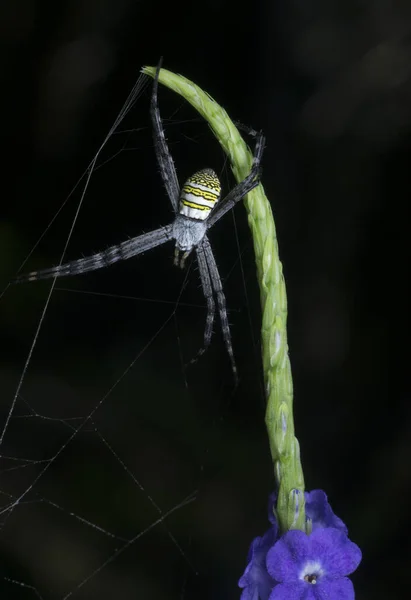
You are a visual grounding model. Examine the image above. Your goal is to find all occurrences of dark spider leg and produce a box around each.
[189,242,216,366]
[202,236,238,383]
[206,129,265,228]
[13,225,173,283]
[234,121,262,139]
[150,59,180,212]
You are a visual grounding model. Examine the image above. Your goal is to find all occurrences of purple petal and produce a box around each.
[240,583,260,600]
[269,576,355,600]
[318,577,355,600]
[269,582,304,600]
[239,528,277,600]
[309,529,362,576]
[305,490,348,534]
[267,530,310,581]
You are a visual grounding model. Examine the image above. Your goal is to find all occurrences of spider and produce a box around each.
[13,61,265,380]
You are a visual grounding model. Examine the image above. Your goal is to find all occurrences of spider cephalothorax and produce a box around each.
[13,61,265,380]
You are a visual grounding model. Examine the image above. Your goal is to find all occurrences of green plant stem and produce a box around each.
[142,66,305,533]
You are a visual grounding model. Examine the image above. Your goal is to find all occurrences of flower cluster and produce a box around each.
[239,490,361,600]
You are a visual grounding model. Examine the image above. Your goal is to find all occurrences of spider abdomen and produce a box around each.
[179,168,221,221]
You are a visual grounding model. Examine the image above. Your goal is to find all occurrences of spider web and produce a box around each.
[0,70,266,599]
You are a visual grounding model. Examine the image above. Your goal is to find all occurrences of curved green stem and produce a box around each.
[142,65,305,533]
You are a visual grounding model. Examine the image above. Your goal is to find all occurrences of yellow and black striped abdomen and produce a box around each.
[179,168,221,221]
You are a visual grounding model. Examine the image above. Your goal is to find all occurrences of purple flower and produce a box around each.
[266,528,362,600]
[238,526,277,600]
[240,491,359,599]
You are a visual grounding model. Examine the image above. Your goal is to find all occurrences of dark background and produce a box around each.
[1,1,410,598]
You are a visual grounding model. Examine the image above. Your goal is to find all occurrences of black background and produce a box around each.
[1,1,410,599]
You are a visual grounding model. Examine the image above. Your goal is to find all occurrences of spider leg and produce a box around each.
[13,225,173,283]
[189,242,216,366]
[150,59,180,212]
[202,236,238,383]
[206,129,265,228]
[234,121,262,139]
[174,248,190,269]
